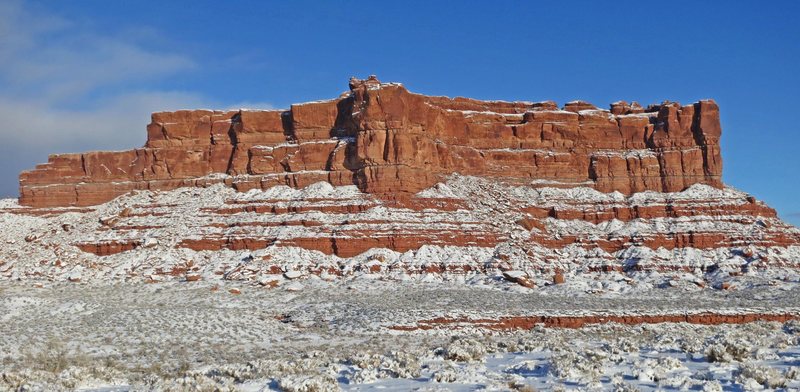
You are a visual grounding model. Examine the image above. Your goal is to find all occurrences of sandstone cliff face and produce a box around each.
[10,76,796,288]
[19,75,722,207]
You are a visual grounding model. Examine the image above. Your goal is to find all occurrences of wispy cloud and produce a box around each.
[1,3,196,98]
[0,92,210,149]
[0,0,207,149]
[0,1,271,196]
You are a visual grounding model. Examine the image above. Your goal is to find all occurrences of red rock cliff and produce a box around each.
[19,76,723,207]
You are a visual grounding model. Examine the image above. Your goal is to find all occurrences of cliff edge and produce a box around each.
[20,76,722,207]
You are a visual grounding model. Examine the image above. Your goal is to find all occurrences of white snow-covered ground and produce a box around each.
[2,281,800,391]
[2,178,800,390]
[1,176,799,293]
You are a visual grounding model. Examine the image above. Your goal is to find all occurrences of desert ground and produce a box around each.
[2,278,800,391]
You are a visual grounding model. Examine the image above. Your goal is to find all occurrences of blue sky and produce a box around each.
[1,0,798,225]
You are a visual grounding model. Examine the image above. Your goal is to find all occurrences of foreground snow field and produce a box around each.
[2,281,800,391]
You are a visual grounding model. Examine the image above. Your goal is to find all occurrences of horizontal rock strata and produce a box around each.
[6,76,798,288]
[389,312,800,331]
[20,75,722,207]
[4,176,798,285]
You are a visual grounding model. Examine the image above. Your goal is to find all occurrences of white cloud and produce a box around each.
[0,1,69,58]
[0,0,207,148]
[0,1,270,196]
[0,3,193,101]
[0,92,211,150]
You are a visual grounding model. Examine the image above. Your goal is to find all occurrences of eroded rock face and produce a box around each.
[3,176,800,285]
[19,76,723,207]
[12,76,796,287]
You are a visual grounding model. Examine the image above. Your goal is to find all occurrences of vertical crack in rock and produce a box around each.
[17,76,724,208]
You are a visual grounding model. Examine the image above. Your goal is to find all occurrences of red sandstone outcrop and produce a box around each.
[19,76,722,207]
[11,76,800,285]
[389,313,800,331]
[35,176,795,277]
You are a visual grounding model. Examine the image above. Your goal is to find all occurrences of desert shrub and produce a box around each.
[444,337,487,362]
[277,373,338,392]
[21,337,89,374]
[704,337,751,363]
[735,361,786,389]
[506,382,537,392]
[700,380,723,392]
[549,349,603,384]
[785,366,800,380]
[432,365,458,383]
